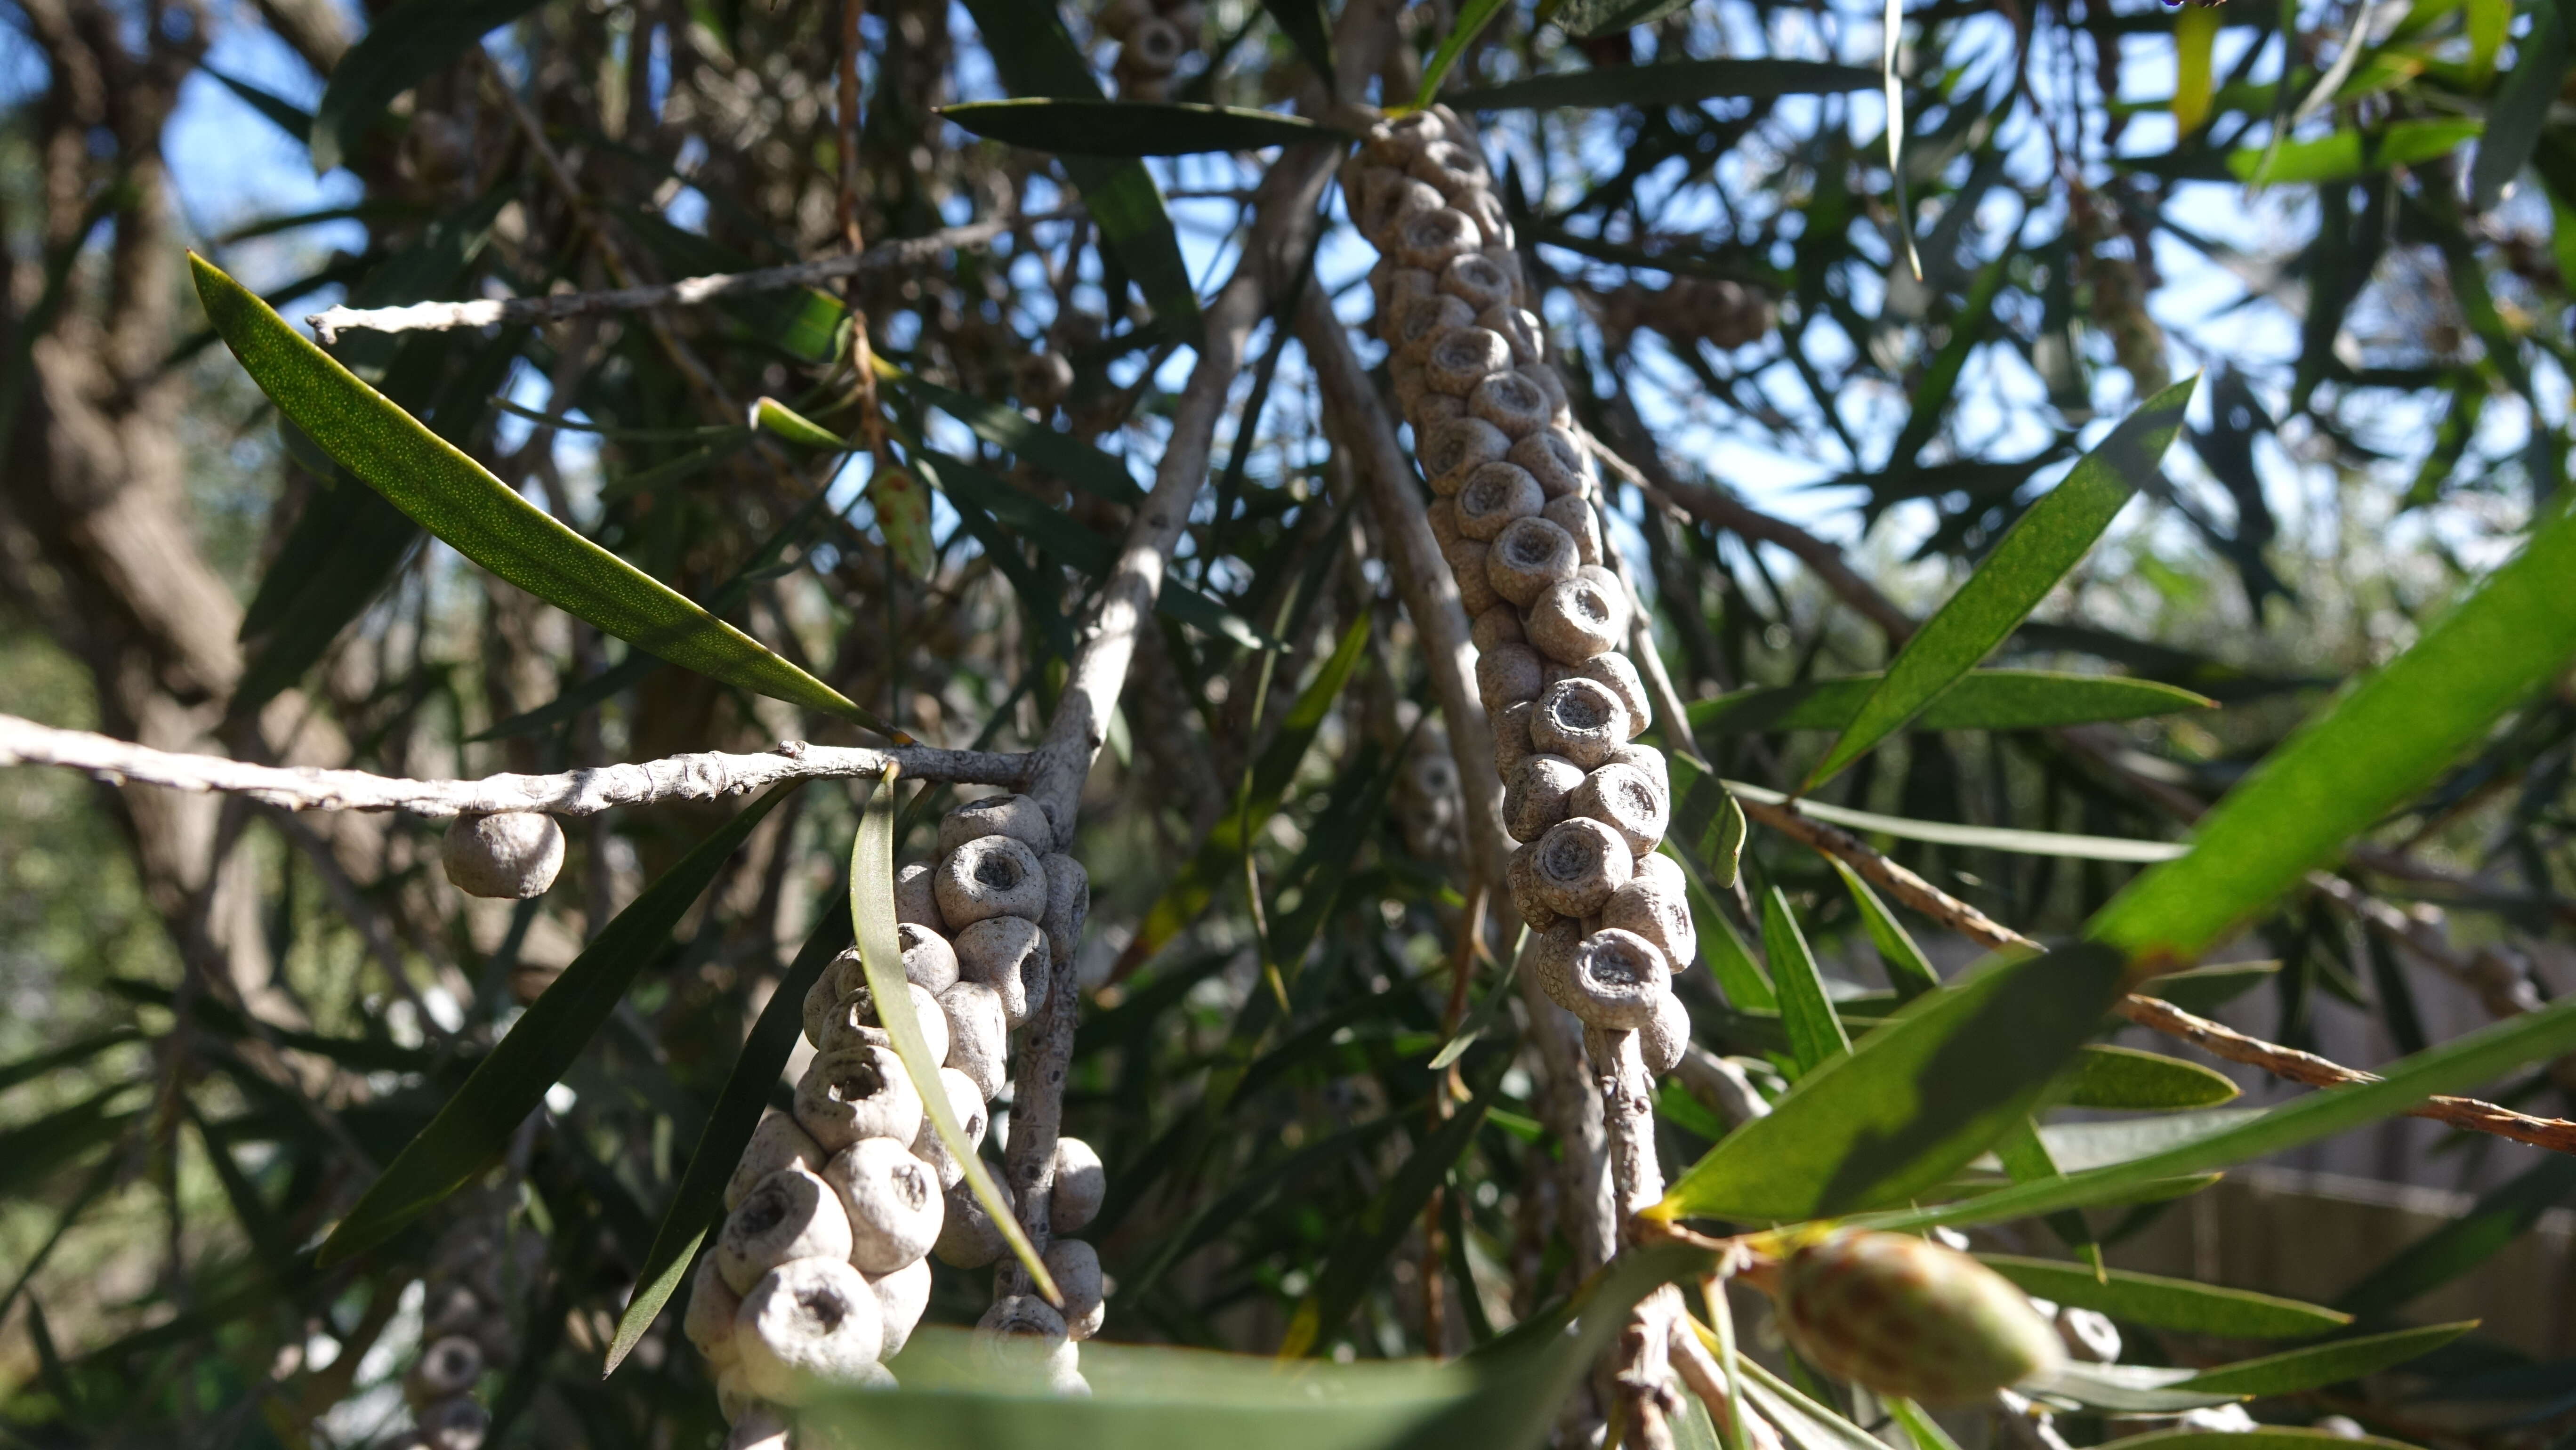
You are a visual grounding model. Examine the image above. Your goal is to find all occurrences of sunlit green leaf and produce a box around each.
[2229,119,2481,185]
[1978,1255,2351,1338]
[2180,1321,2475,1394]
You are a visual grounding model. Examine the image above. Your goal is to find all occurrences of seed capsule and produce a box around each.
[718,1166,854,1295]
[911,1065,991,1189]
[441,812,564,900]
[794,1045,925,1152]
[1776,1231,2065,1405]
[1046,1239,1107,1340]
[938,793,1055,856]
[823,1136,945,1274]
[726,1112,826,1213]
[734,1257,885,1404]
[405,1334,484,1402]
[954,915,1051,1028]
[687,1253,746,1367]
[870,1255,934,1358]
[937,835,1049,927]
[934,1178,1013,1269]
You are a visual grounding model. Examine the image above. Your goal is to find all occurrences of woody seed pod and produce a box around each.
[1419,416,1510,494]
[1461,188,1513,248]
[1414,393,1467,426]
[1492,700,1538,779]
[939,981,1009,1098]
[820,980,950,1064]
[954,914,1052,1028]
[1408,139,1487,196]
[937,835,1048,927]
[1468,370,1550,437]
[1477,301,1539,365]
[441,813,564,900]
[977,1296,1083,1390]
[687,1253,746,1366]
[424,1284,484,1340]
[1441,536,1501,615]
[1574,653,1650,738]
[1476,643,1546,714]
[896,923,961,993]
[1440,252,1515,311]
[1503,754,1586,843]
[795,1045,925,1152]
[719,1167,855,1294]
[1046,1239,1108,1340]
[1543,493,1602,564]
[1470,604,1525,652]
[1641,985,1690,1076]
[1486,516,1580,607]
[1041,852,1087,973]
[1507,844,1563,930]
[1052,1136,1107,1233]
[1397,209,1483,272]
[1393,293,1476,362]
[1572,763,1669,856]
[1425,326,1513,395]
[1120,16,1187,74]
[407,1335,484,1402]
[894,862,945,930]
[1426,499,1462,549]
[1526,573,1629,664]
[824,1136,945,1274]
[911,1064,990,1189]
[726,1112,828,1212]
[940,793,1054,856]
[872,1255,934,1358]
[1530,918,1586,1010]
[1563,928,1670,1029]
[1603,741,1669,804]
[1098,0,1150,37]
[418,1398,490,1450]
[726,1407,792,1450]
[1454,461,1544,540]
[1391,360,1429,417]
[1528,816,1632,918]
[1359,176,1444,244]
[1530,678,1631,768]
[1776,1231,2064,1404]
[1509,428,1592,498]
[735,1257,885,1404]
[1602,874,1696,969]
[934,1178,1011,1269]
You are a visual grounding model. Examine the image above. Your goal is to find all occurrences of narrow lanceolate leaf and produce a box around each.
[1690,670,2210,736]
[1726,781,2185,864]
[190,256,893,736]
[883,363,1144,505]
[849,771,1055,1303]
[940,99,1346,156]
[2228,120,2482,185]
[1448,58,1882,111]
[750,395,850,449]
[311,0,548,171]
[1862,993,2576,1234]
[317,782,796,1266]
[604,902,853,1375]
[870,466,938,581]
[2058,1045,2239,1112]
[1415,0,1512,107]
[1807,378,2196,789]
[1975,1256,2351,1339]
[1830,862,1940,1000]
[2173,6,2219,133]
[1762,890,1849,1076]
[2088,488,2576,971]
[1653,943,2125,1224]
[1668,754,1746,888]
[2179,1321,2476,1395]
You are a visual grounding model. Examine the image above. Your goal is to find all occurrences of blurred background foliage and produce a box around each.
[2,0,2576,1445]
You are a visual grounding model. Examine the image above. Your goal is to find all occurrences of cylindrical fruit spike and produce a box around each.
[1774,1231,2064,1404]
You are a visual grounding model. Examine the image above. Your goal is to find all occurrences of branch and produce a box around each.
[306,217,1037,343]
[0,713,1029,816]
[1739,792,2576,1156]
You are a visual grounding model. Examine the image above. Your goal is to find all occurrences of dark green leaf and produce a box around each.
[2058,1045,2241,1111]
[1829,862,1941,1001]
[1883,255,2010,480]
[316,783,796,1266]
[1450,58,1882,109]
[2180,1321,2475,1394]
[1809,379,2196,788]
[1976,1255,2353,1338]
[1668,755,1746,887]
[201,64,314,144]
[2139,960,2282,1015]
[1258,0,1336,93]
[2475,3,2571,208]
[0,1029,142,1096]
[311,0,548,171]
[1762,889,1849,1076]
[941,99,1347,156]
[1690,670,2212,735]
[884,365,1145,506]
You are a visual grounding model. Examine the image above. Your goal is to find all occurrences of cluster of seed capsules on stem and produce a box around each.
[686,794,1104,1447]
[1095,0,1202,99]
[1593,275,1776,353]
[384,1198,541,1450]
[1344,109,1697,1076]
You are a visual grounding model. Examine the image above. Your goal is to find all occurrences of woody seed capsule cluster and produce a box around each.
[386,1200,542,1450]
[1344,109,1696,1074]
[1594,277,1776,353]
[1095,0,1203,100]
[692,793,1101,1437]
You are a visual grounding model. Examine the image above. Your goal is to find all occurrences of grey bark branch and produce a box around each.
[0,713,1030,816]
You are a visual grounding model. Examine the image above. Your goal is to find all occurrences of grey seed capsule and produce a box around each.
[1529,816,1634,918]
[1503,754,1586,844]
[1052,1136,1107,1234]
[1392,360,1429,417]
[794,1045,926,1152]
[1441,252,1515,312]
[1602,873,1696,969]
[1461,187,1514,248]
[1046,1239,1108,1340]
[1121,16,1187,73]
[1524,363,1572,420]
[1468,369,1551,438]
[869,1255,934,1359]
[976,1295,1082,1388]
[712,1362,757,1426]
[1543,493,1602,564]
[820,980,949,1064]
[1507,844,1564,930]
[953,914,1051,1028]
[894,862,945,930]
[1602,741,1669,805]
[939,981,1009,1099]
[406,1334,484,1402]
[1408,138,1488,196]
[441,812,564,900]
[939,793,1054,857]
[1486,516,1580,608]
[1426,498,1462,549]
[936,835,1048,927]
[1041,853,1089,975]
[1509,428,1593,499]
[1471,604,1525,652]
[1393,292,1476,363]
[734,1257,884,1404]
[1425,326,1513,396]
[1475,642,1546,716]
[1478,300,1539,365]
[1530,678,1632,768]
[934,1178,1013,1269]
[1455,461,1544,541]
[1413,392,1468,427]
[1573,763,1669,856]
[418,1397,490,1450]
[718,1166,855,1295]
[802,961,847,1052]
[824,1136,945,1274]
[1441,535,1501,616]
[424,1284,484,1341]
[1359,174,1444,243]
[1420,416,1511,495]
[1576,653,1650,736]
[687,1253,746,1366]
[1397,208,1483,272]
[1631,846,1687,899]
[1641,985,1691,1076]
[1566,928,1672,1030]
[1492,700,1539,780]
[1530,918,1587,1015]
[911,1065,990,1189]
[1386,265,1438,310]
[1015,351,1074,411]
[725,1112,827,1212]
[1526,573,1630,664]
[897,922,961,993]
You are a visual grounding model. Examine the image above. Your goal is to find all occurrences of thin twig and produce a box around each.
[0,713,1029,816]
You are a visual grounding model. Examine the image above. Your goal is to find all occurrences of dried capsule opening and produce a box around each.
[1536,827,1606,883]
[1442,254,1512,308]
[973,854,1025,890]
[1127,18,1187,66]
[1428,327,1506,374]
[1402,210,1478,255]
[1604,772,1657,818]
[738,1186,789,1236]
[1565,581,1617,625]
[796,1285,852,1332]
[1583,938,1657,988]
[1421,418,1506,476]
[1546,685,1615,733]
[830,1059,890,1104]
[892,1162,932,1210]
[1497,519,1570,569]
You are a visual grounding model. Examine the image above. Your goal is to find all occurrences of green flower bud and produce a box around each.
[1777,1231,2063,1404]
